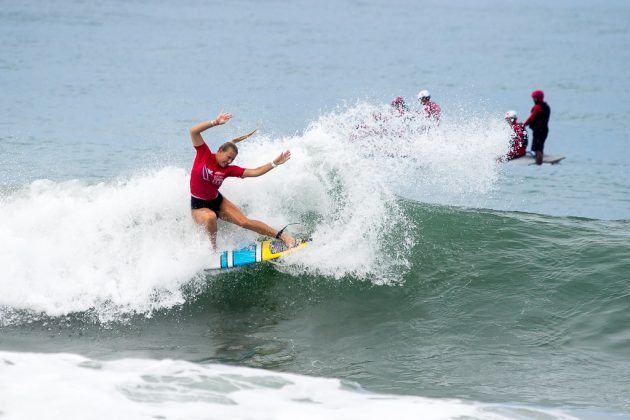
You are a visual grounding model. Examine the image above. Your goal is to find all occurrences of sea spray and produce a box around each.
[0,168,209,322]
[0,104,417,322]
[0,102,509,323]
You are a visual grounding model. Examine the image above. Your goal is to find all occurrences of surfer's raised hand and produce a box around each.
[214,111,233,125]
[189,111,233,147]
[274,150,291,166]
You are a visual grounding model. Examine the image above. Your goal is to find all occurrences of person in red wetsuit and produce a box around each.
[189,111,295,250]
[522,90,551,165]
[505,110,528,160]
[391,96,408,116]
[417,90,441,123]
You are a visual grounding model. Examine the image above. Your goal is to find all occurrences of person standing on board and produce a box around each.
[417,90,441,123]
[522,90,551,165]
[504,110,528,160]
[189,111,296,250]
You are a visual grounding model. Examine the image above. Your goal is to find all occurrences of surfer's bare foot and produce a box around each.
[280,233,297,248]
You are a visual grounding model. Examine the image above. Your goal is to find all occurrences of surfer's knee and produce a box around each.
[204,211,218,226]
[192,208,217,227]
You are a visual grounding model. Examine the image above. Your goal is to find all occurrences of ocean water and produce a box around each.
[1,0,629,419]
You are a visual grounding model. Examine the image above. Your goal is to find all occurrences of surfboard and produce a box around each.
[508,152,565,165]
[208,239,308,270]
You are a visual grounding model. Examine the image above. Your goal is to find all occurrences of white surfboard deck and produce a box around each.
[508,152,565,165]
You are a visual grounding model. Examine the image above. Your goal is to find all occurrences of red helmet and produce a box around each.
[531,90,544,100]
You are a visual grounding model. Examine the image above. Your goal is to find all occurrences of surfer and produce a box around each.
[352,96,410,141]
[372,96,409,121]
[417,90,441,123]
[390,96,408,116]
[189,111,296,250]
[504,110,528,160]
[522,90,551,165]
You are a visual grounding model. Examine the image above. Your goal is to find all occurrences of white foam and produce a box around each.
[0,101,509,321]
[0,133,410,321]
[330,101,510,204]
[228,112,414,282]
[0,167,210,321]
[0,351,577,420]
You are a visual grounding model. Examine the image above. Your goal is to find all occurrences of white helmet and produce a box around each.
[505,110,517,120]
[417,90,431,100]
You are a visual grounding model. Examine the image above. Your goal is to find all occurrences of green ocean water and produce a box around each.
[2,202,629,412]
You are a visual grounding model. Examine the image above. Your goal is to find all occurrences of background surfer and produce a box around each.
[522,90,551,165]
[189,111,296,250]
[417,89,441,123]
[504,110,528,160]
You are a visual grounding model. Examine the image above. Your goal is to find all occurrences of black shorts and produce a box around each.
[191,193,223,215]
[531,130,548,152]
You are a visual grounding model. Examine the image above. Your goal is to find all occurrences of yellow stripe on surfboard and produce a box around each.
[261,239,308,262]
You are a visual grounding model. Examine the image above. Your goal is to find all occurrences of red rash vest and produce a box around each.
[523,104,542,127]
[190,143,245,200]
[424,101,441,121]
[507,122,527,159]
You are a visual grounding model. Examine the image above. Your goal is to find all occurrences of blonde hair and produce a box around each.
[218,142,238,154]
[219,128,258,155]
[230,128,257,144]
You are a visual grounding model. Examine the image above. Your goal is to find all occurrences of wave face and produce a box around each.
[1,105,629,414]
[1,204,628,412]
[0,103,627,322]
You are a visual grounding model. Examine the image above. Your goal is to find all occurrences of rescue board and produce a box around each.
[508,152,565,165]
[208,239,308,270]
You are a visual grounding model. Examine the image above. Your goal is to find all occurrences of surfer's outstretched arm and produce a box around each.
[242,150,291,178]
[189,112,232,147]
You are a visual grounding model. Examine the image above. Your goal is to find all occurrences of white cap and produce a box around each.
[505,110,517,120]
[417,90,431,100]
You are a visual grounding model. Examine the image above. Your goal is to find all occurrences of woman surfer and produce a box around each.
[189,111,296,250]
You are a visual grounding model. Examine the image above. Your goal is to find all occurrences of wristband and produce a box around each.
[270,161,277,168]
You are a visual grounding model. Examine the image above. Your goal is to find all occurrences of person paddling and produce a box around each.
[189,111,296,250]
